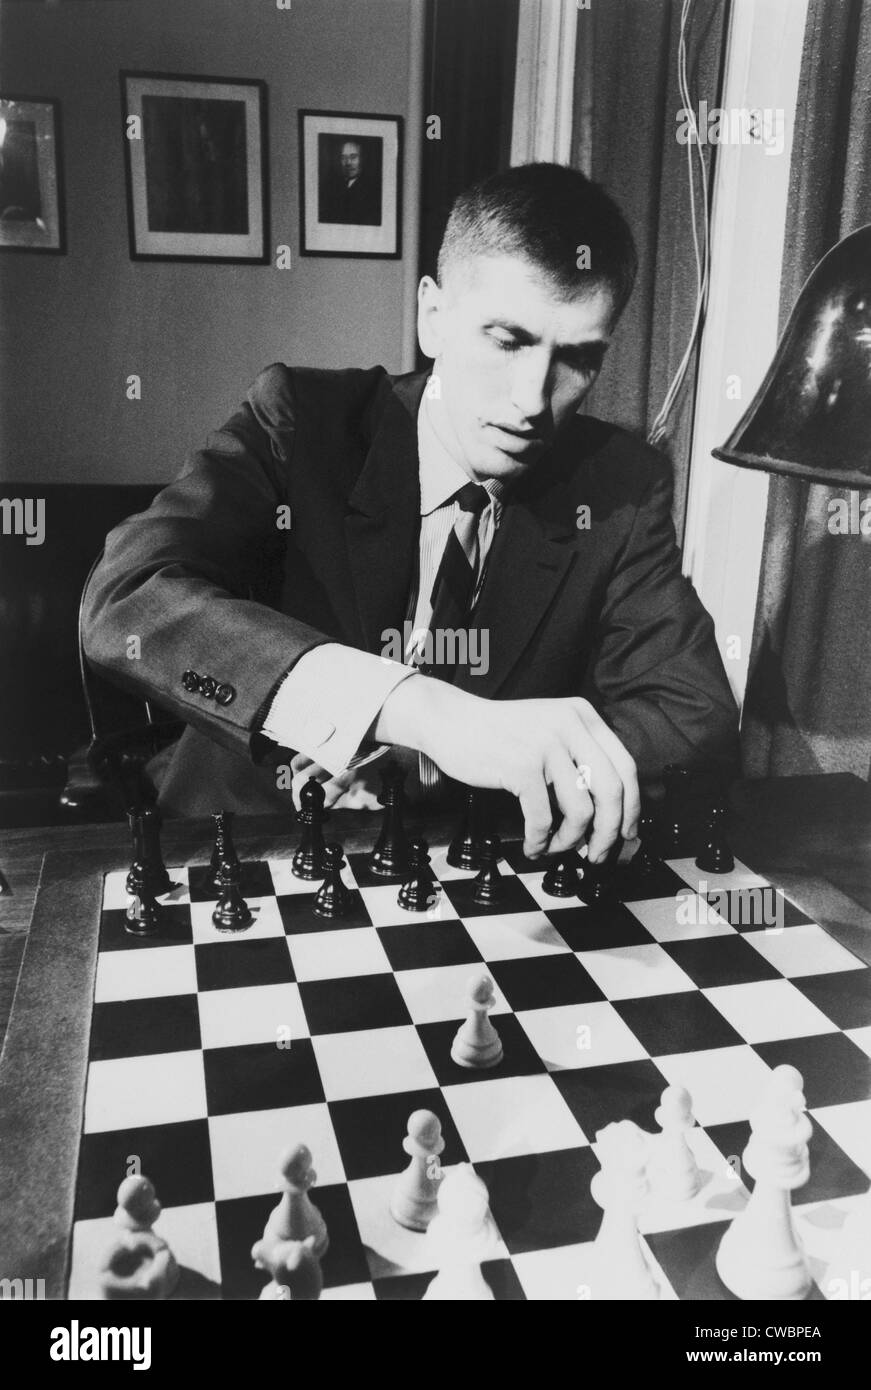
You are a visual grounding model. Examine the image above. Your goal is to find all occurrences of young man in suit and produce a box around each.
[82,163,738,862]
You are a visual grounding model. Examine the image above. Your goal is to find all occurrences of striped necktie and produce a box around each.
[425,481,490,671]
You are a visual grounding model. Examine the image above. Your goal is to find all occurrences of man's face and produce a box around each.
[341,142,361,182]
[418,255,617,482]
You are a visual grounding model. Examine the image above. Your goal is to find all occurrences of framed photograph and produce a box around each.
[0,95,65,254]
[299,109,402,259]
[121,71,268,263]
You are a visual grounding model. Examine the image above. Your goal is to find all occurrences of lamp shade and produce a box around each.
[713,224,871,488]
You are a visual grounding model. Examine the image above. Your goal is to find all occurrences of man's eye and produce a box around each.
[489,334,521,353]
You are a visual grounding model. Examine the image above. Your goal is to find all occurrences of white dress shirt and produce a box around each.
[261,386,504,775]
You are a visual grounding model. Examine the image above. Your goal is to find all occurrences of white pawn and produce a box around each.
[648,1085,702,1201]
[824,1189,871,1300]
[451,974,503,1069]
[114,1174,162,1231]
[390,1110,445,1231]
[716,1065,812,1300]
[251,1234,322,1301]
[423,1166,498,1300]
[262,1143,329,1259]
[98,1230,179,1300]
[589,1121,660,1300]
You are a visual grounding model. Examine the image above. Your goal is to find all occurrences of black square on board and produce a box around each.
[277,889,371,935]
[417,1014,548,1086]
[475,1147,601,1254]
[99,904,193,951]
[551,1059,670,1139]
[298,972,411,1035]
[376,919,484,972]
[329,1088,468,1181]
[74,1119,214,1220]
[442,873,540,918]
[753,1032,871,1109]
[614,991,744,1055]
[215,1184,368,1297]
[203,1038,325,1116]
[792,969,871,1030]
[90,995,201,1061]
[195,937,294,992]
[664,935,783,988]
[706,1115,870,1206]
[544,902,655,951]
[488,954,605,1011]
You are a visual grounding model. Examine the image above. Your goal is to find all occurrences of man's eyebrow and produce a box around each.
[483,319,610,353]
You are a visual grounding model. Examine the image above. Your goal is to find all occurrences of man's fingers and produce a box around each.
[546,751,594,855]
[566,738,622,862]
[572,702,640,842]
[518,780,555,859]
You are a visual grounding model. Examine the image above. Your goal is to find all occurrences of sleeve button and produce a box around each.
[215,683,236,706]
[199,676,217,699]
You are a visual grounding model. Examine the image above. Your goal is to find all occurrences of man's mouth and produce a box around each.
[485,423,544,455]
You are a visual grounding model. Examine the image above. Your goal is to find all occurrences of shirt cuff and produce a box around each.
[260,643,417,777]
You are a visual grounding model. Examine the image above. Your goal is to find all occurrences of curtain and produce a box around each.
[572,0,730,535]
[741,0,871,779]
[417,0,519,288]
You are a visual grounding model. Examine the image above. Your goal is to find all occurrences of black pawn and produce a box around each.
[632,815,658,877]
[578,856,618,905]
[398,840,435,913]
[472,835,503,907]
[125,886,164,938]
[293,779,328,881]
[542,855,583,898]
[126,806,171,898]
[211,859,254,931]
[314,844,354,919]
[208,810,240,893]
[368,761,410,878]
[695,803,734,874]
[447,788,480,871]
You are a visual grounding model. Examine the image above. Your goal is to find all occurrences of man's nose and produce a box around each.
[510,355,551,422]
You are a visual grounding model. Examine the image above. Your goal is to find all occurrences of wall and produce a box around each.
[0,0,418,484]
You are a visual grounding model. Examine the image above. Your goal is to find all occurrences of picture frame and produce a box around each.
[120,71,269,263]
[0,95,65,254]
[299,109,402,259]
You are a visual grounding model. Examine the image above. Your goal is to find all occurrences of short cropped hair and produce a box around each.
[437,163,637,318]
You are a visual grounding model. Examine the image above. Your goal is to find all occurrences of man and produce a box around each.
[82,163,738,862]
[319,138,381,226]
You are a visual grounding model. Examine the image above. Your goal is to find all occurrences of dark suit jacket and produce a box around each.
[81,365,739,816]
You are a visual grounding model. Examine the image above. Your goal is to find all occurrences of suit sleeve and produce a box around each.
[81,364,336,762]
[587,454,740,785]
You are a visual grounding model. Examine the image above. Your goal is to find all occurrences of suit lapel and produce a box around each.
[344,373,425,653]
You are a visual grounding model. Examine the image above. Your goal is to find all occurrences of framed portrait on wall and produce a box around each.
[0,95,65,254]
[299,109,402,259]
[121,71,269,263]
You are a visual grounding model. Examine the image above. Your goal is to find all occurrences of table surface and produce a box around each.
[1,772,870,1056]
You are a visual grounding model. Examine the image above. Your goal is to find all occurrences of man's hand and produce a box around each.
[374,678,640,861]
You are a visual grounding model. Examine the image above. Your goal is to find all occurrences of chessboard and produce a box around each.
[1,813,870,1300]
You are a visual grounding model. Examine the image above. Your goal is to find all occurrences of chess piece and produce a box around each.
[211,857,254,931]
[398,839,436,913]
[472,835,503,906]
[368,761,410,878]
[126,805,171,898]
[648,1085,702,1202]
[208,810,240,892]
[695,801,735,874]
[313,844,354,919]
[390,1110,445,1231]
[98,1230,179,1300]
[715,1065,812,1300]
[292,778,328,880]
[447,788,481,871]
[125,885,165,938]
[590,1121,660,1300]
[451,974,503,1069]
[262,1143,329,1260]
[542,854,583,898]
[578,855,617,905]
[251,1234,322,1301]
[423,1166,497,1300]
[105,1174,179,1299]
[823,1186,871,1300]
[114,1175,162,1231]
[632,814,658,877]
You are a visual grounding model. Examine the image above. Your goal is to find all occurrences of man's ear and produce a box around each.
[417,275,444,361]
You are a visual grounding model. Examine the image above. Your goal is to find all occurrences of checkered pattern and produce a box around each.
[68,844,871,1300]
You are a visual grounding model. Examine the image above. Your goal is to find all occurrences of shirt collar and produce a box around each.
[417,385,506,517]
